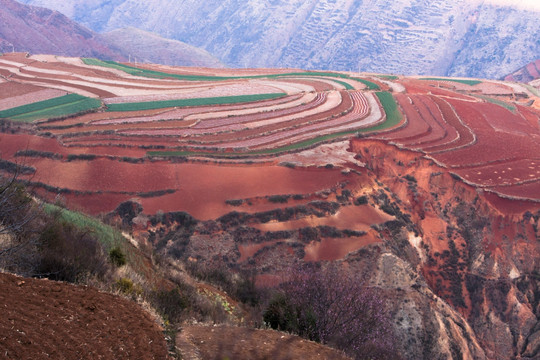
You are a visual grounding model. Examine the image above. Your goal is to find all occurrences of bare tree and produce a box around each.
[0,168,41,275]
[264,264,400,360]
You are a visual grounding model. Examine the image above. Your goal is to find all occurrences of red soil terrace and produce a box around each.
[0,53,538,218]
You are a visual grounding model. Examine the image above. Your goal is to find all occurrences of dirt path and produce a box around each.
[177,324,351,360]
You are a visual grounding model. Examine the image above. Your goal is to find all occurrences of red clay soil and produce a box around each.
[135,164,352,219]
[0,272,168,360]
[177,324,351,360]
[28,161,351,219]
[303,232,381,262]
[252,204,392,233]
[0,82,48,100]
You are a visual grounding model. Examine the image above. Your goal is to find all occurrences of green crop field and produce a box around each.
[376,75,399,80]
[350,78,380,90]
[420,77,482,86]
[106,93,287,112]
[369,91,403,130]
[0,94,102,122]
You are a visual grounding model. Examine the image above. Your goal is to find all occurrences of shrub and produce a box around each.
[225,199,244,206]
[263,265,398,359]
[150,288,190,324]
[404,174,417,183]
[37,220,110,283]
[268,195,289,203]
[109,246,126,267]
[354,195,368,206]
[263,293,298,332]
[115,277,142,298]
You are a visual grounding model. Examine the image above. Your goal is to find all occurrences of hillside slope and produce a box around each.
[19,0,540,78]
[0,0,222,68]
[504,59,540,83]
[0,0,124,60]
[102,27,224,68]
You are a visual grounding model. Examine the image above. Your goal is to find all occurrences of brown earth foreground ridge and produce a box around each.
[0,272,169,359]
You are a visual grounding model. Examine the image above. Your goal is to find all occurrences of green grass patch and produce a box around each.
[420,77,482,86]
[0,94,101,122]
[148,92,402,158]
[475,95,516,112]
[43,203,122,250]
[42,202,155,279]
[376,75,399,80]
[351,78,380,90]
[307,77,354,90]
[106,93,287,112]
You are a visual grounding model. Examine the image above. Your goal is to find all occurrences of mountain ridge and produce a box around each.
[19,0,540,79]
[0,0,222,68]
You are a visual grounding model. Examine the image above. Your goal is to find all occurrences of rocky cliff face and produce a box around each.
[109,138,538,359]
[350,139,540,360]
[19,0,540,79]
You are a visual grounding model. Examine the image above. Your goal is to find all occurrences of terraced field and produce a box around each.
[0,52,538,217]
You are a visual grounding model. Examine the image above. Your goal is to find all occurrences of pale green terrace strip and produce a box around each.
[419,77,482,86]
[146,91,401,158]
[0,94,102,122]
[474,94,516,112]
[106,93,288,112]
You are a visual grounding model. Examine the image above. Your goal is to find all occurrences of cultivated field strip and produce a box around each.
[0,52,539,209]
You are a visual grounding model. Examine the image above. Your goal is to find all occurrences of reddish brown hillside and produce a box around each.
[0,0,124,60]
[0,272,168,359]
[504,59,540,83]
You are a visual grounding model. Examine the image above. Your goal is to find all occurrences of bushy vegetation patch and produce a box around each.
[14,150,62,160]
[109,246,127,267]
[43,203,123,250]
[0,159,36,175]
[37,216,111,282]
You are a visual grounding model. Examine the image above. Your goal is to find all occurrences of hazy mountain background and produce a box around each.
[0,0,222,67]
[18,0,540,79]
[0,0,125,60]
